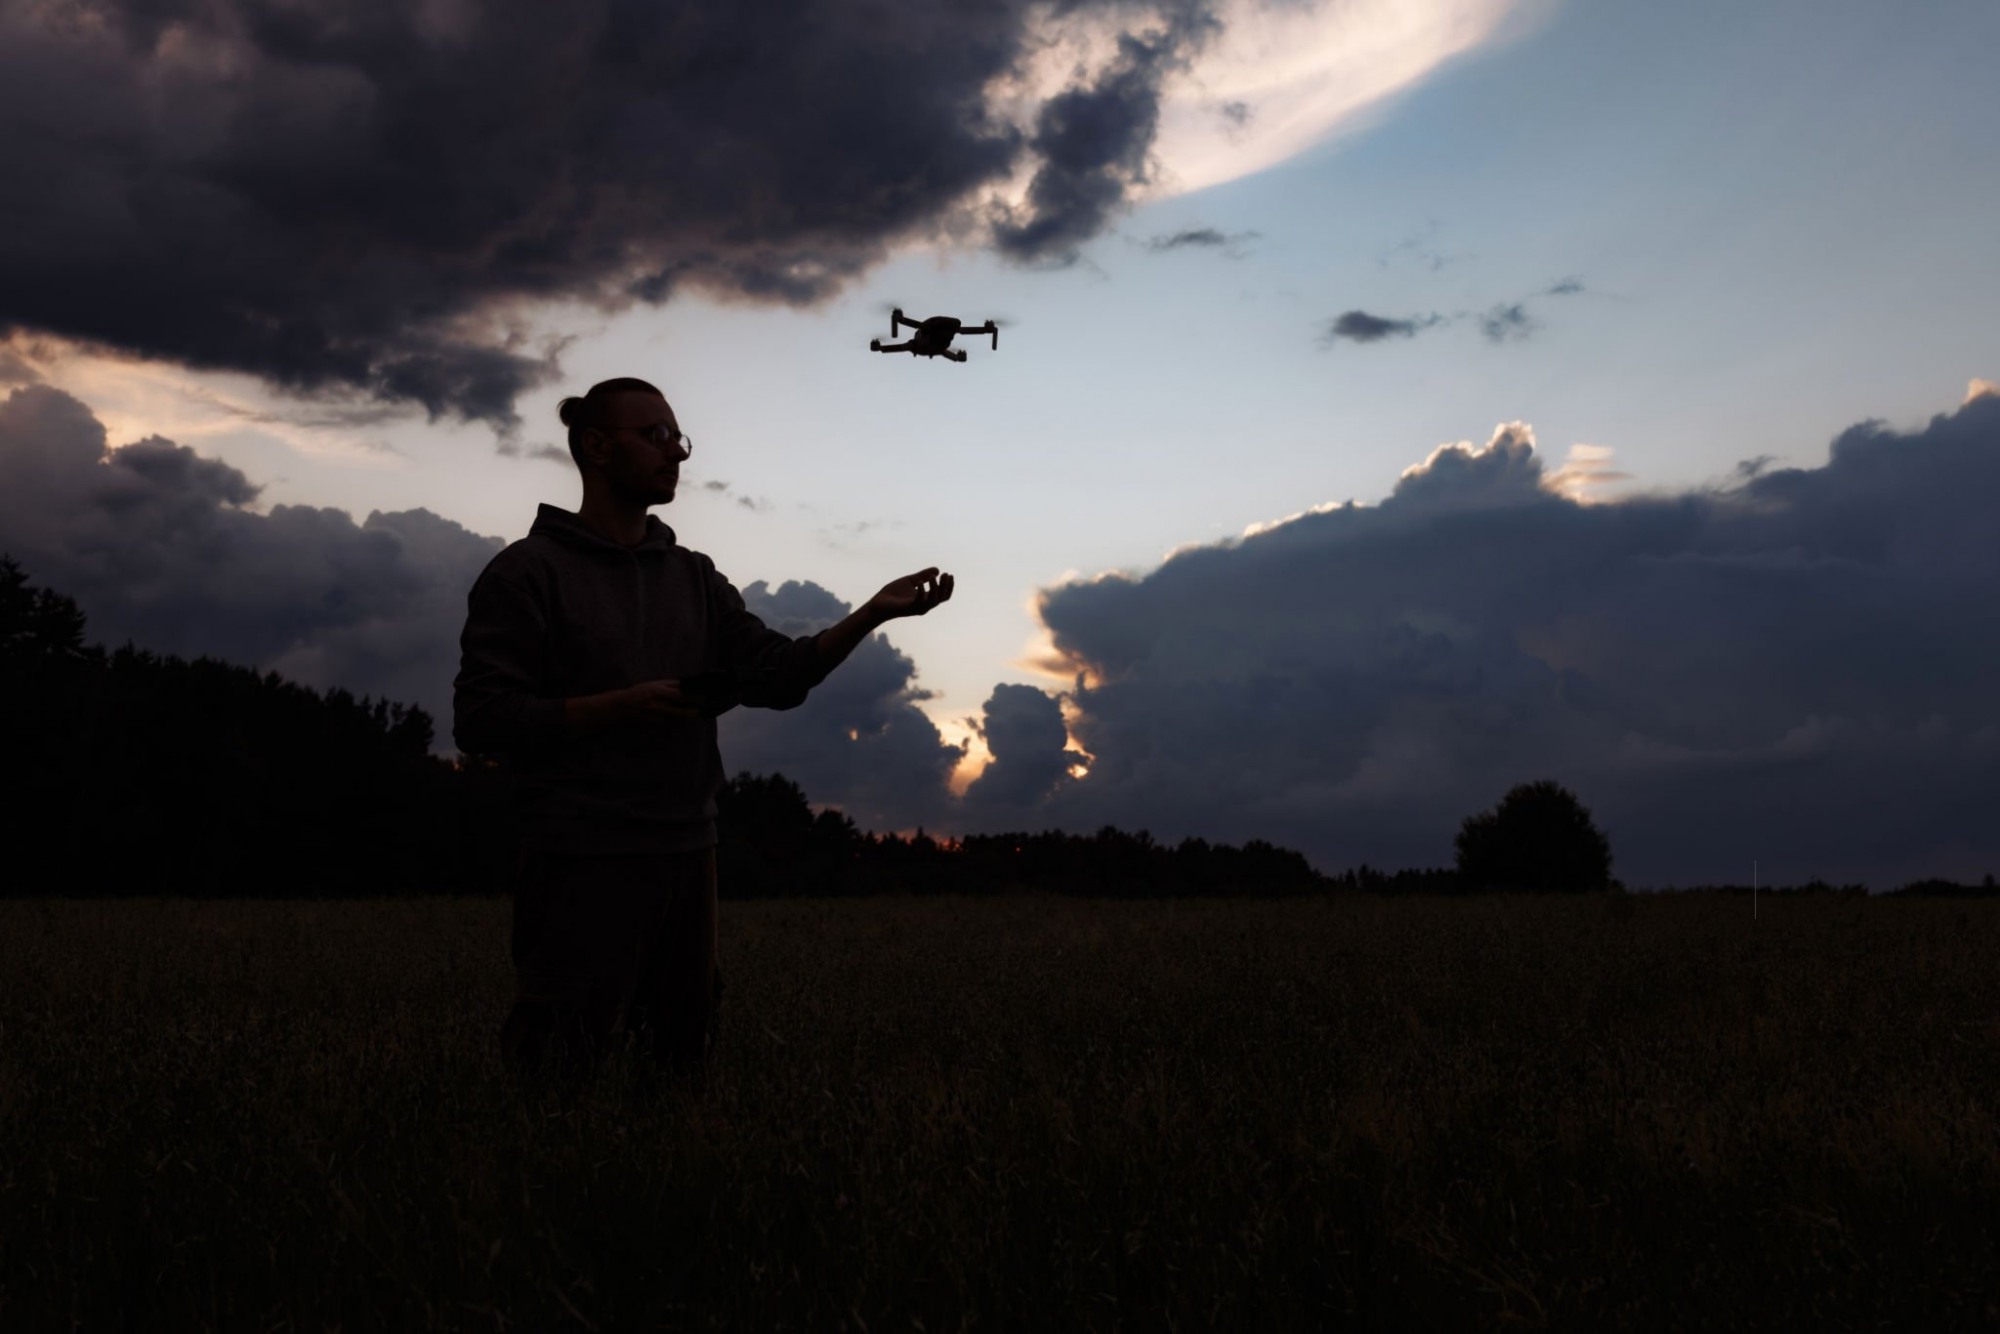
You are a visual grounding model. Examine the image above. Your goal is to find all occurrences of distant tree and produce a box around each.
[1454,780,1614,892]
[717,772,872,895]
[0,554,94,677]
[718,772,816,846]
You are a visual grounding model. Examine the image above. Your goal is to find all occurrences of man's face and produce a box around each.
[588,391,685,507]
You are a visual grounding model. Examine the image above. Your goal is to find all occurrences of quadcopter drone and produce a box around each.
[870,308,999,362]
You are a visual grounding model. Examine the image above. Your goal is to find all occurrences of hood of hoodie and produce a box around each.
[528,503,678,555]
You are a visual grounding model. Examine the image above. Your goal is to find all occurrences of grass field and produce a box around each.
[3,892,1997,1330]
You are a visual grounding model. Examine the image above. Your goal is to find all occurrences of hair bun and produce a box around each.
[556,397,583,428]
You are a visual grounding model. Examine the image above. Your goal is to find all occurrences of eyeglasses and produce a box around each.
[612,423,693,460]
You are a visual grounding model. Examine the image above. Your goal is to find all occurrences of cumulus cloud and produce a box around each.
[1388,422,1546,512]
[0,386,957,812]
[960,683,1081,818]
[1008,393,2000,886]
[0,385,501,728]
[0,0,1245,425]
[1323,310,1445,344]
[1545,442,1632,502]
[717,582,963,831]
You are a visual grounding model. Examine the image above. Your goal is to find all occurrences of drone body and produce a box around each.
[871,308,999,362]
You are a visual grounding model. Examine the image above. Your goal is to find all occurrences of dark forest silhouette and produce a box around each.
[715,771,1323,898]
[3,555,496,896]
[0,559,1328,899]
[3,558,1990,899]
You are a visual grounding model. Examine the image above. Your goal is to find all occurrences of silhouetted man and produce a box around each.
[453,376,952,1092]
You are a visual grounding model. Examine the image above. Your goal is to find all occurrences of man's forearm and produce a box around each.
[562,615,887,726]
[814,605,889,674]
[564,687,632,730]
[454,685,568,754]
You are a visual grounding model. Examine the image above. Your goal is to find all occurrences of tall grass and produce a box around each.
[3,893,1996,1330]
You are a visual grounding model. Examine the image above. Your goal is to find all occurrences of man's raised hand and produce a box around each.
[867,568,955,622]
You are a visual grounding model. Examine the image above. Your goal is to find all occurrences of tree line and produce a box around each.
[0,559,1329,898]
[714,772,1324,897]
[9,558,1985,897]
[3,556,500,896]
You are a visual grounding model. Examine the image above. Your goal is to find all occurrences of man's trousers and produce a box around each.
[499,846,721,1089]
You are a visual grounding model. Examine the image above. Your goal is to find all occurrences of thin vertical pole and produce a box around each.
[1753,860,1758,921]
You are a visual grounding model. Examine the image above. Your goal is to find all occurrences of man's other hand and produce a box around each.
[866,568,955,622]
[564,680,703,730]
[622,680,706,721]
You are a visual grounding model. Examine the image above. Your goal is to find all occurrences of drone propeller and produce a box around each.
[875,301,1014,324]
[872,300,906,335]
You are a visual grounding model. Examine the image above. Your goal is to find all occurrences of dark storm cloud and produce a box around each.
[1011,393,2000,886]
[960,682,1077,817]
[1322,310,1444,344]
[1,0,1216,427]
[0,385,501,728]
[993,22,1214,263]
[718,581,963,831]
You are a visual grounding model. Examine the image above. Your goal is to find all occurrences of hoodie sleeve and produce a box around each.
[707,568,832,711]
[453,556,568,754]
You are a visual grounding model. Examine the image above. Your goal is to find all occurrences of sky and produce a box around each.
[3,0,1997,887]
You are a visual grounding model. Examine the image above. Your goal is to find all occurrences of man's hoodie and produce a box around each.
[453,504,829,854]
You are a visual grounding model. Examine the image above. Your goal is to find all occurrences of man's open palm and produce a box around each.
[870,568,955,620]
